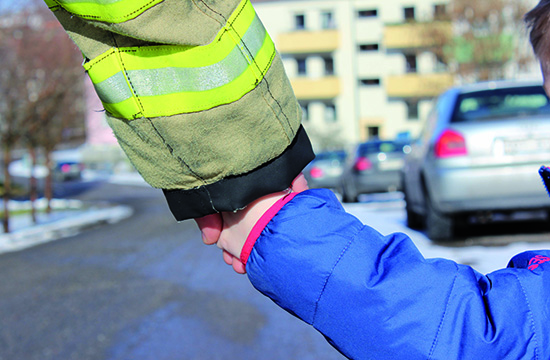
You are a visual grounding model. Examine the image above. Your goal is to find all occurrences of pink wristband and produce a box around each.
[240,192,299,265]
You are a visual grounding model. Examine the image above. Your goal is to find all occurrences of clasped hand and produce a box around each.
[194,174,309,274]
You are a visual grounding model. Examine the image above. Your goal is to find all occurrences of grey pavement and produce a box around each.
[0,181,344,360]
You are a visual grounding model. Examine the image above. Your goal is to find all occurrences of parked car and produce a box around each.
[9,149,84,182]
[401,80,550,240]
[341,140,410,203]
[303,150,347,191]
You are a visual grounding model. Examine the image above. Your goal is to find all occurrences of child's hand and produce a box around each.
[218,191,289,273]
[194,174,309,274]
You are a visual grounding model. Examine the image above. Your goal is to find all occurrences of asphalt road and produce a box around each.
[0,183,344,360]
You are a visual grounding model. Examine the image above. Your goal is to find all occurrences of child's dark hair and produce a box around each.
[525,0,550,57]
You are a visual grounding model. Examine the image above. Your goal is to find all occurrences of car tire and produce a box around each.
[342,184,358,203]
[342,189,358,203]
[402,179,423,229]
[426,196,454,241]
[405,200,424,230]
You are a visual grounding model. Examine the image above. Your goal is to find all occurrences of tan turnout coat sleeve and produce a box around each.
[44,0,314,220]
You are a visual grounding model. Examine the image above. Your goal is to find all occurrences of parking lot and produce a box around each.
[345,192,550,275]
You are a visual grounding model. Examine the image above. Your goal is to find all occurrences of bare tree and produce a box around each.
[0,3,84,231]
[425,0,532,82]
[304,124,346,153]
[20,8,84,213]
[0,19,28,232]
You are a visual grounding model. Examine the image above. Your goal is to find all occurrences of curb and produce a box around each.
[0,205,134,255]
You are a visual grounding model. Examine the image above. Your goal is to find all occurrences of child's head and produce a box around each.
[526,1,550,94]
[526,1,550,57]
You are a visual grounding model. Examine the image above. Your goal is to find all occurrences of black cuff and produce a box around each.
[163,125,315,221]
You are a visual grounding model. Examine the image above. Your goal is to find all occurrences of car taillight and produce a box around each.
[434,129,467,158]
[309,166,324,179]
[61,164,72,173]
[354,157,372,171]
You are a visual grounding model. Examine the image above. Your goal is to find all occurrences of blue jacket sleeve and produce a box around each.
[246,189,550,360]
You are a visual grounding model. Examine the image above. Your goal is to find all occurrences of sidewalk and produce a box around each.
[0,172,144,255]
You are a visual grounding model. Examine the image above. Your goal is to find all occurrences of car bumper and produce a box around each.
[354,171,402,194]
[427,163,550,213]
[306,177,341,190]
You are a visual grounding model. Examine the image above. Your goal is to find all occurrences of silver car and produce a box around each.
[402,80,550,240]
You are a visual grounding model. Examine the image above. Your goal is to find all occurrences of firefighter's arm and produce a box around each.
[43,0,314,220]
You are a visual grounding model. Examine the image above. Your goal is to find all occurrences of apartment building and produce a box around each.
[252,0,455,151]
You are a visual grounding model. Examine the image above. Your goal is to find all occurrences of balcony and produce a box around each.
[277,30,339,54]
[386,73,453,98]
[384,22,451,50]
[291,77,340,100]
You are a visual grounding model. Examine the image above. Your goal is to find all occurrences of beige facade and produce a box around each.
[252,0,455,151]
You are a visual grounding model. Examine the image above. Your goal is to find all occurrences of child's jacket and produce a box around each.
[245,189,550,360]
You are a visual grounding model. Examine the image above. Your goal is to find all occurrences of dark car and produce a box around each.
[9,149,84,183]
[303,150,347,191]
[401,80,550,240]
[53,160,83,182]
[341,140,410,203]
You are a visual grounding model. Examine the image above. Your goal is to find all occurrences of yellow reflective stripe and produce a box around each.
[85,48,142,118]
[84,0,276,120]
[85,48,122,82]
[102,97,142,120]
[47,0,164,23]
[224,0,264,79]
[138,36,273,117]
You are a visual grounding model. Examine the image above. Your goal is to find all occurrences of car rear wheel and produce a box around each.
[341,181,358,203]
[426,196,454,241]
[405,201,424,229]
[402,179,423,229]
[342,188,358,203]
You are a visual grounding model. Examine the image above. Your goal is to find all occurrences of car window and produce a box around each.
[315,151,346,161]
[451,86,550,123]
[358,142,404,155]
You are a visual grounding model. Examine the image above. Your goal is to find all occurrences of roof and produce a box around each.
[456,80,544,94]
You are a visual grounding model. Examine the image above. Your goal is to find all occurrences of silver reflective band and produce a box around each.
[93,72,134,104]
[129,42,250,97]
[92,15,267,105]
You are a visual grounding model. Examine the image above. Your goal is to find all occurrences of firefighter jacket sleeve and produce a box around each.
[242,189,550,360]
[43,0,315,220]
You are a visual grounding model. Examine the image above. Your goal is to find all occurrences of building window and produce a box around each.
[434,4,447,19]
[297,58,307,75]
[324,57,334,75]
[358,9,377,18]
[295,14,306,30]
[300,103,310,122]
[406,100,419,120]
[359,44,379,52]
[405,54,417,73]
[360,78,380,86]
[325,104,337,123]
[367,126,380,139]
[404,7,415,21]
[321,11,335,29]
